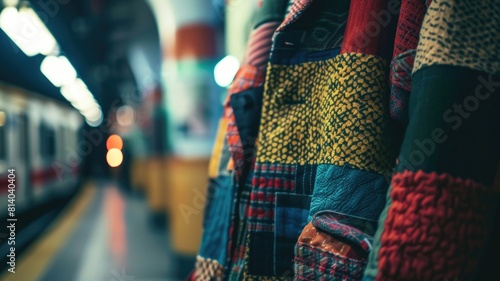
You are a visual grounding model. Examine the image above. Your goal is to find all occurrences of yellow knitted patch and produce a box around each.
[257,53,393,174]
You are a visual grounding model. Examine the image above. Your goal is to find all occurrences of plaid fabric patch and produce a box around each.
[228,65,266,94]
[276,0,313,32]
[294,242,367,281]
[311,211,376,253]
[226,65,266,178]
[247,163,297,232]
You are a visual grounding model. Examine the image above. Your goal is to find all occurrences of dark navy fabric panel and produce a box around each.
[269,47,340,65]
[275,199,311,239]
[198,175,233,264]
[248,232,274,276]
[274,237,296,276]
[229,87,264,148]
[310,165,388,222]
[274,193,311,276]
[295,165,317,195]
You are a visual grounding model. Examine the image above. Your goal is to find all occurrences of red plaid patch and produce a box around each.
[276,0,313,32]
[226,65,266,178]
[247,163,297,232]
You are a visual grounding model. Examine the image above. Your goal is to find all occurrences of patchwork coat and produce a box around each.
[195,0,500,280]
[364,0,500,280]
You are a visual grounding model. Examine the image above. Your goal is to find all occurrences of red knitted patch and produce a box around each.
[340,0,390,55]
[392,0,427,58]
[376,170,499,281]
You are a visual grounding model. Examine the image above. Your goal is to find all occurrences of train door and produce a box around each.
[0,110,7,217]
[18,113,31,206]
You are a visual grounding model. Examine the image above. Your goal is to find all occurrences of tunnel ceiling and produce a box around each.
[0,0,161,117]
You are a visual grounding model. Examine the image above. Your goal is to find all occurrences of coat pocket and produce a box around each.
[294,211,375,281]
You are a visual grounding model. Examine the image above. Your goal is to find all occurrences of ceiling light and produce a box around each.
[40,55,77,87]
[0,7,59,57]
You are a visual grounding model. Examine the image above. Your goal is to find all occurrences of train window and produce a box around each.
[40,123,56,161]
[19,114,28,160]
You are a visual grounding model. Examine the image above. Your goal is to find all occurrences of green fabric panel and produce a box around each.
[396,65,500,186]
[253,0,289,29]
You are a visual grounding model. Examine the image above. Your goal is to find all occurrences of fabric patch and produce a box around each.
[388,0,428,124]
[247,163,298,232]
[246,22,282,69]
[392,0,427,58]
[208,117,231,178]
[340,0,397,56]
[269,47,340,65]
[474,196,500,280]
[276,0,313,32]
[294,242,367,281]
[248,232,275,276]
[311,211,375,252]
[195,256,224,281]
[389,50,415,125]
[389,0,427,124]
[293,212,375,280]
[294,165,316,195]
[198,176,234,263]
[257,52,395,175]
[253,0,289,29]
[413,0,500,75]
[226,65,266,178]
[275,193,311,275]
[273,0,349,52]
[376,170,500,281]
[230,87,264,142]
[311,165,389,222]
[396,65,500,186]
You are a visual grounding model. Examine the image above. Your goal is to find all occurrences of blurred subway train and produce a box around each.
[0,82,83,219]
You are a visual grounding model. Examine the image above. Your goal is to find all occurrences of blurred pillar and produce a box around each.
[147,0,221,255]
[225,0,260,61]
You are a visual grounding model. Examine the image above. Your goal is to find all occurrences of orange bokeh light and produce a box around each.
[106,148,123,168]
[106,134,123,150]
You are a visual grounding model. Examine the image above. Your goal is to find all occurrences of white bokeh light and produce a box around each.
[214,55,240,87]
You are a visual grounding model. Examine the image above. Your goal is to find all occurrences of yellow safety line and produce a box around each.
[0,183,95,281]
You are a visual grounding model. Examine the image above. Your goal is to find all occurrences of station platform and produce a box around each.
[0,181,188,281]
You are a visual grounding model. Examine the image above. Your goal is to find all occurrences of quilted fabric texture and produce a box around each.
[310,165,389,222]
